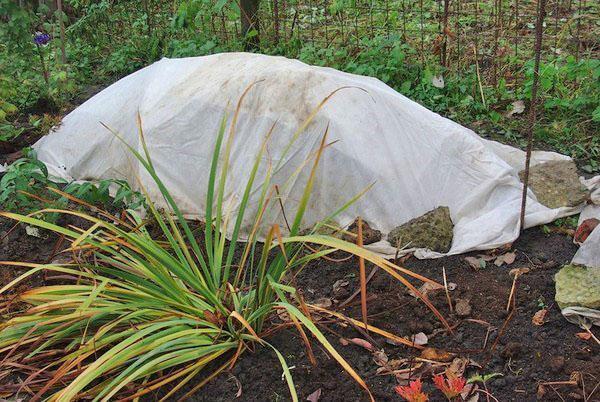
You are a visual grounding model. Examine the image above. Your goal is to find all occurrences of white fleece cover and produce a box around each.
[33,53,599,258]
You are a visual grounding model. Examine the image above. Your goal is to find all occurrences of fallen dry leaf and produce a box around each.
[537,384,547,399]
[575,332,592,340]
[387,358,407,370]
[373,349,389,366]
[465,256,486,270]
[420,347,456,362]
[506,100,526,117]
[332,279,349,295]
[462,383,480,402]
[494,251,516,266]
[410,332,428,346]
[432,75,445,88]
[312,298,333,308]
[509,267,530,277]
[306,388,322,402]
[532,309,548,326]
[232,375,243,398]
[468,358,483,369]
[408,282,443,297]
[346,337,375,351]
[446,357,469,379]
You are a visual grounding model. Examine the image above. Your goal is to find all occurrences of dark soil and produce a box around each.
[163,228,598,402]
[3,212,598,401]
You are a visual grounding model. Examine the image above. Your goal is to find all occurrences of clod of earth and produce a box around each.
[332,279,350,298]
[554,264,600,309]
[519,160,589,209]
[455,298,472,317]
[548,356,565,373]
[500,341,523,359]
[388,206,454,253]
[341,218,382,245]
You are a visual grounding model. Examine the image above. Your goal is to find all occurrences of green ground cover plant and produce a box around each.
[0,149,146,218]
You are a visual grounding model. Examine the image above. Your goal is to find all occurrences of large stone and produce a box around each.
[341,218,382,245]
[555,264,600,309]
[388,206,453,253]
[519,160,589,209]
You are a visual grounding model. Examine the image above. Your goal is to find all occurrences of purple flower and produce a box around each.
[33,32,51,46]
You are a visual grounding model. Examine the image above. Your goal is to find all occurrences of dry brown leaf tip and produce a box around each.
[420,347,456,362]
[532,309,548,326]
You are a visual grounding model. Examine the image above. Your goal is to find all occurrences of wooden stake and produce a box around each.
[357,217,368,334]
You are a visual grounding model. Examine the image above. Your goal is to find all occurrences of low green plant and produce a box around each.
[63,179,147,211]
[0,149,61,214]
[0,94,447,401]
[0,150,146,217]
[467,372,503,385]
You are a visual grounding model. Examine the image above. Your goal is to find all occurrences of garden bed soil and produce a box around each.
[1,215,599,401]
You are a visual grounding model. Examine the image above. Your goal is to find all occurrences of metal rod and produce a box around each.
[519,0,547,232]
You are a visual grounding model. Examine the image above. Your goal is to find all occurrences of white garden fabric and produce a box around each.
[33,52,597,258]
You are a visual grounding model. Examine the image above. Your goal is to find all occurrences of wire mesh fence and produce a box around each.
[197,0,598,86]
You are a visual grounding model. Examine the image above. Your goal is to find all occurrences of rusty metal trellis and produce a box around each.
[207,0,597,91]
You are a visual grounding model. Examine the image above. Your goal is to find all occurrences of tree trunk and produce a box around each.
[240,0,260,49]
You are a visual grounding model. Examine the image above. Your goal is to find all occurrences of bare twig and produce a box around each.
[357,217,368,334]
[442,266,453,313]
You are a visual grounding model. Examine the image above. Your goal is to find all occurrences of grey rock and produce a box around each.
[519,160,589,209]
[388,206,453,253]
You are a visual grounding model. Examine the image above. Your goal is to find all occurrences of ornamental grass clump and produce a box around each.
[0,88,447,401]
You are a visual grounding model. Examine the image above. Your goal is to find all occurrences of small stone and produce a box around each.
[455,298,472,317]
[332,279,350,299]
[500,341,523,359]
[25,225,41,238]
[549,356,565,373]
[555,264,600,309]
[388,206,454,253]
[519,160,589,209]
[342,218,382,245]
